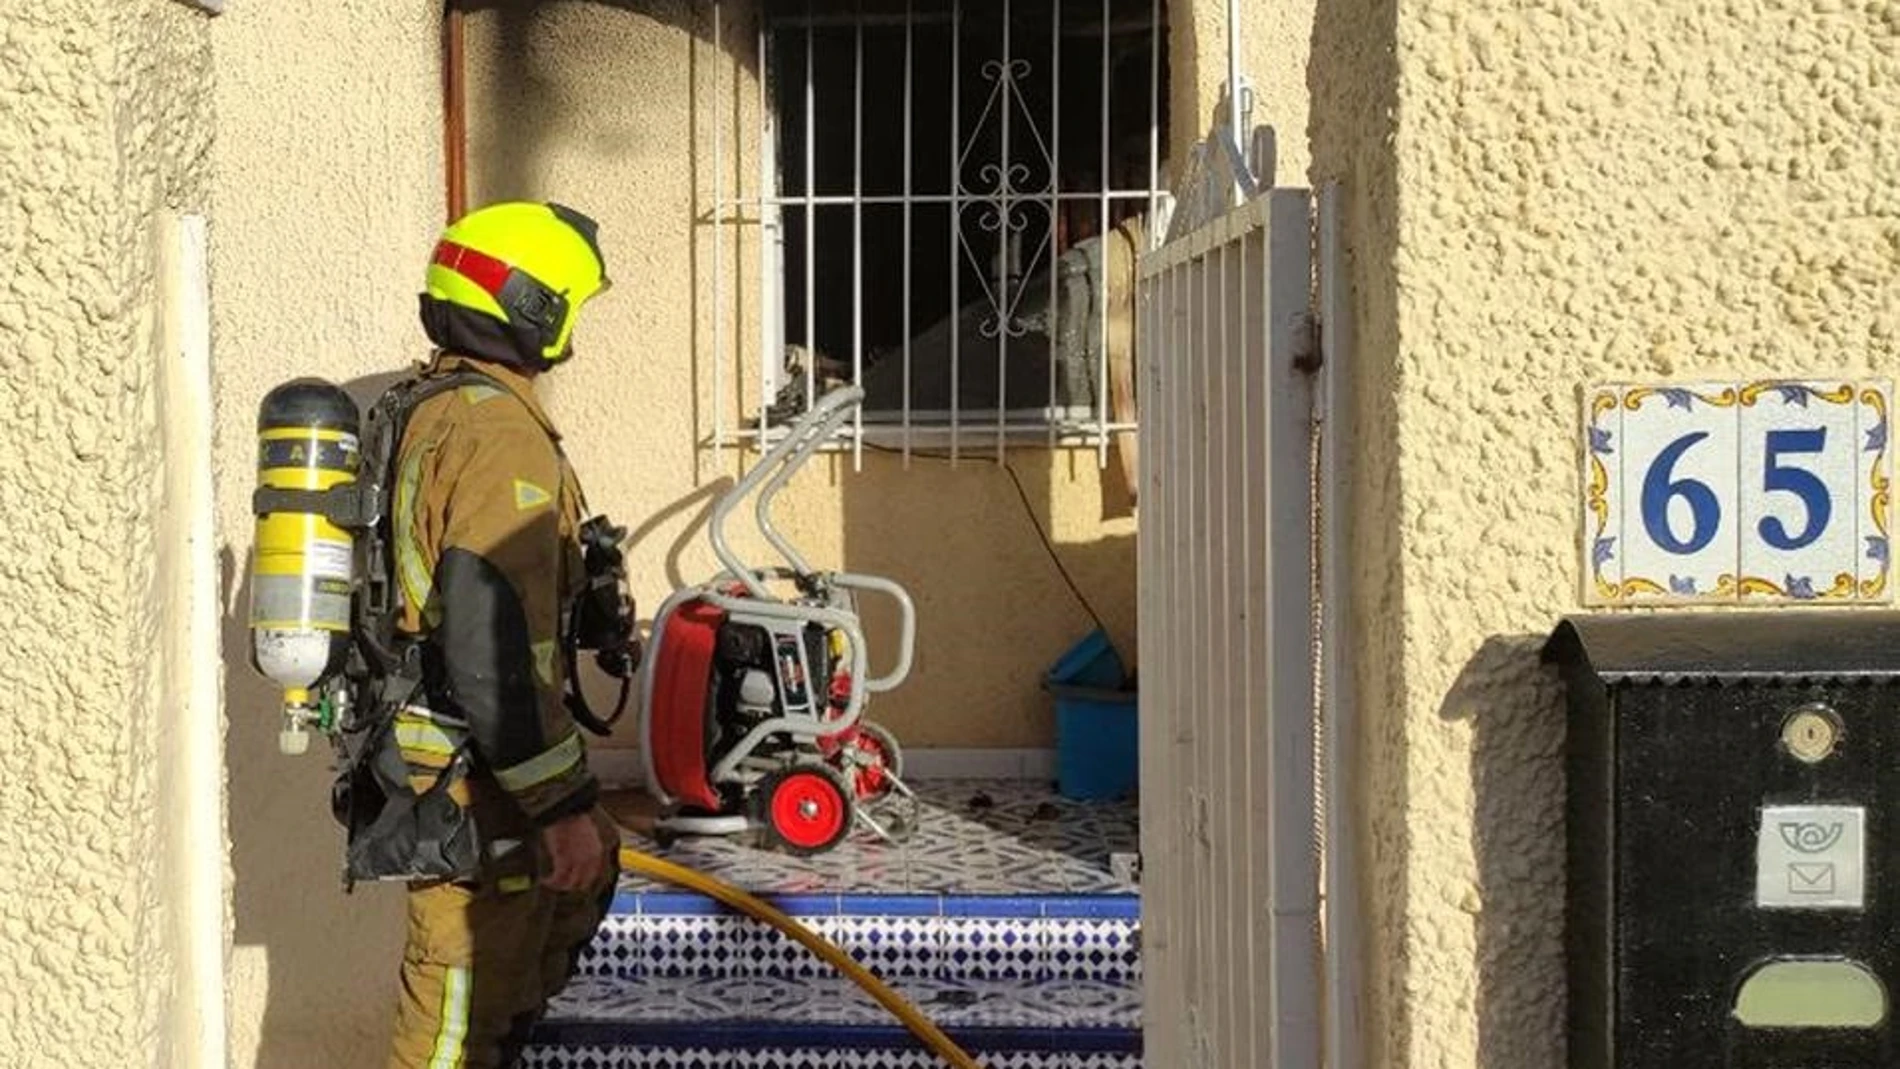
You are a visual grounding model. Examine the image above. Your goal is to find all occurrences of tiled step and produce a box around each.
[523,893,1143,1067]
[523,971,1139,1062]
[522,782,1144,1067]
[523,1047,1138,1069]
[574,893,1141,985]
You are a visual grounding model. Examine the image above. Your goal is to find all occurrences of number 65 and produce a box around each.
[1642,429,1831,554]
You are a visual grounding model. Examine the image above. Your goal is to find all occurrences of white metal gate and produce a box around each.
[1135,184,1325,1067]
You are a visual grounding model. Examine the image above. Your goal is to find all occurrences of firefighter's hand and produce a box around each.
[540,810,607,892]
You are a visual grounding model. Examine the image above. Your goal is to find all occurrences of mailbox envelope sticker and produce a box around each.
[1757,805,1866,910]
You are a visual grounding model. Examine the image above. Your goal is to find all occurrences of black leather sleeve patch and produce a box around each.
[433,546,548,770]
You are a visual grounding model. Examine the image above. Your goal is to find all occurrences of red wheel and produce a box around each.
[837,721,903,802]
[760,764,853,855]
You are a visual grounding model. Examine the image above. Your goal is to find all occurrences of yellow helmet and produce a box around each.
[419,201,610,370]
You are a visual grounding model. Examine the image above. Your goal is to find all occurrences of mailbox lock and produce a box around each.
[1780,704,1842,764]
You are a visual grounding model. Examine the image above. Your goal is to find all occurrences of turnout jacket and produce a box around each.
[390,352,598,829]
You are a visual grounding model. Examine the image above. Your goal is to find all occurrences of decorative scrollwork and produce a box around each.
[958,200,1052,340]
[974,161,1036,198]
[958,55,1053,199]
[979,58,1032,83]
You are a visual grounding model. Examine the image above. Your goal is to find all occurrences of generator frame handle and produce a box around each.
[709,386,865,599]
[829,573,916,693]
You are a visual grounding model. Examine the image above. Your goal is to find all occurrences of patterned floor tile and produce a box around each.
[577,906,1135,984]
[620,780,1138,897]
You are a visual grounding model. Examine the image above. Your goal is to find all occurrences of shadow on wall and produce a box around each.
[840,446,1137,753]
[1440,634,1571,1069]
[225,369,413,1068]
[458,0,757,183]
[461,0,756,487]
[1305,0,1403,1057]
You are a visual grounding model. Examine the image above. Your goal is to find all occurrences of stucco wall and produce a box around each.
[1170,0,1316,184]
[463,0,1140,752]
[1317,1,1900,1066]
[0,2,213,1066]
[208,2,443,1064]
[205,1,1147,1063]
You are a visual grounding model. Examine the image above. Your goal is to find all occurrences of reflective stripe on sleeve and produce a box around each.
[493,731,583,793]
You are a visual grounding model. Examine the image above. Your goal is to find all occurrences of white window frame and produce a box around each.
[709,0,1170,468]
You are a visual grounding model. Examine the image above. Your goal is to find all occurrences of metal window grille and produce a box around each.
[709,0,1171,467]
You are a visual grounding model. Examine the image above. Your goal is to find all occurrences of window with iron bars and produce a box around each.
[718,0,1171,464]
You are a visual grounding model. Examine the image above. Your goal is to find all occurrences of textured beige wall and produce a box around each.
[1170,0,1316,184]
[209,2,443,1064]
[207,1,1148,1063]
[1313,1,1900,1066]
[464,0,1139,752]
[0,2,213,1066]
[1308,0,1403,1063]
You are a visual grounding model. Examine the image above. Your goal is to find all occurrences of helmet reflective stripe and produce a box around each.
[421,201,609,366]
[432,240,514,295]
[431,239,570,353]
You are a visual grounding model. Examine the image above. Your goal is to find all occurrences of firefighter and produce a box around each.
[383,200,622,1069]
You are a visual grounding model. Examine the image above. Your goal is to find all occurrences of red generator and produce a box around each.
[635,386,918,855]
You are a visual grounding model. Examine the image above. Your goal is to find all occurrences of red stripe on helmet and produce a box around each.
[431,240,512,296]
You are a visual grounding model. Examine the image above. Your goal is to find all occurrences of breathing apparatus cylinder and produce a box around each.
[249,379,361,756]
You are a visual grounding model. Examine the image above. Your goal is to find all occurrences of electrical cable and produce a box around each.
[861,442,1112,638]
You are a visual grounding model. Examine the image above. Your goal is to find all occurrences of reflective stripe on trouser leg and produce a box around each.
[429,967,472,1069]
[390,880,540,1069]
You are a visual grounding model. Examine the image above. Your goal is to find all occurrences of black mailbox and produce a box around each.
[1544,612,1900,1069]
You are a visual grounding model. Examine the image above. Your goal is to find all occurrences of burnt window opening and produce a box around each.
[756,0,1170,439]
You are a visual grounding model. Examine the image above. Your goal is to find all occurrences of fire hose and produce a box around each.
[617,846,984,1069]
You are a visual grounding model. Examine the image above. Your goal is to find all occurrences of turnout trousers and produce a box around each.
[386,807,620,1069]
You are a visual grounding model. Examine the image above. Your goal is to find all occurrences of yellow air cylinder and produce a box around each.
[249,379,361,755]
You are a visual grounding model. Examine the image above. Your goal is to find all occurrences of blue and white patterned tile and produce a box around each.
[632,914,758,979]
[937,916,1047,982]
[814,914,944,980]
[1018,977,1143,1026]
[1617,382,1742,602]
[1043,920,1141,985]
[543,971,1139,1032]
[574,915,644,978]
[522,1049,1138,1069]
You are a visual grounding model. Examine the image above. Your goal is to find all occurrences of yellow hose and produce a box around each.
[619,846,985,1069]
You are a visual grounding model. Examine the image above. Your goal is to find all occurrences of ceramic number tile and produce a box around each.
[1581,385,1627,603]
[1736,381,1864,601]
[1858,382,1896,601]
[1615,383,1742,602]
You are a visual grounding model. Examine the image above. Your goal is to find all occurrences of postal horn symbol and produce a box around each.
[1780,821,1845,855]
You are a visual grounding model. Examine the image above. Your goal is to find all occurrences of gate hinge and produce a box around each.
[1292,311,1323,373]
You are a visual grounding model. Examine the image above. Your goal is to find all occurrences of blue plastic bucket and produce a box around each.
[1050,684,1139,801]
[1045,628,1126,689]
[1046,630,1137,801]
